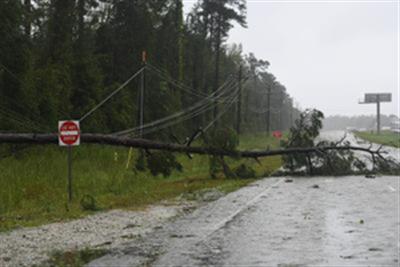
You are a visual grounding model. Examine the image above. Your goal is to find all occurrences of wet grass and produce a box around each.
[43,248,108,267]
[354,130,400,148]
[0,134,283,232]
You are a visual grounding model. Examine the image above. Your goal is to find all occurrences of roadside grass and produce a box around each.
[354,130,400,148]
[0,134,283,232]
[43,248,107,267]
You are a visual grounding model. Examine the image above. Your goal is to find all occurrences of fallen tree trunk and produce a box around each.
[0,133,388,159]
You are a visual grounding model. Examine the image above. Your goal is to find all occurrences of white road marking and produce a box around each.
[200,178,284,242]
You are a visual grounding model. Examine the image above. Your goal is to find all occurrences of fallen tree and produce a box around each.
[0,132,391,160]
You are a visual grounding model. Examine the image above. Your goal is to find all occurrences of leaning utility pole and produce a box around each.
[236,65,242,135]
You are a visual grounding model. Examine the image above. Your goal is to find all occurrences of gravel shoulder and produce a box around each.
[0,200,198,267]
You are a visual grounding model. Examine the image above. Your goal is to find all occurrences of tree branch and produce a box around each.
[0,133,391,160]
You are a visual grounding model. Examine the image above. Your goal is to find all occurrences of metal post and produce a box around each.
[236,65,242,135]
[376,95,380,135]
[67,146,72,202]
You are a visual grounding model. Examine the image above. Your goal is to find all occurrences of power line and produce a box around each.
[147,64,210,98]
[139,88,241,138]
[113,75,239,136]
[0,108,44,132]
[0,61,21,83]
[80,67,145,122]
[132,85,240,138]
[0,105,50,131]
[140,73,248,137]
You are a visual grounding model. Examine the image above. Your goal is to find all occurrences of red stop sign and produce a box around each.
[59,120,80,146]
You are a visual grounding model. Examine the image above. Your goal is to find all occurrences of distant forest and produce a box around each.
[0,0,299,140]
[323,114,398,131]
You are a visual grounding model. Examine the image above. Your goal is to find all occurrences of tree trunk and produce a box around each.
[0,133,389,160]
[77,0,85,54]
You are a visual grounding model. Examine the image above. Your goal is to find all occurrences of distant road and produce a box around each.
[320,130,400,167]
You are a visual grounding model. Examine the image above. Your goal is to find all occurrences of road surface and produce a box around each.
[88,131,399,266]
[89,176,399,266]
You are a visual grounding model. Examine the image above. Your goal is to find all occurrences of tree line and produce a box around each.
[0,0,299,140]
[323,114,398,131]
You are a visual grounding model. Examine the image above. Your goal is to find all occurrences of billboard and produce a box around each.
[363,93,392,103]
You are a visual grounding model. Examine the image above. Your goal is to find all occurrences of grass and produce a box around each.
[0,133,284,232]
[354,130,400,148]
[43,248,107,267]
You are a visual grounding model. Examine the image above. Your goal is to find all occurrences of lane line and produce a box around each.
[199,178,284,242]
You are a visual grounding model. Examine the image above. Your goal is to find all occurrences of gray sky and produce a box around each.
[183,0,399,117]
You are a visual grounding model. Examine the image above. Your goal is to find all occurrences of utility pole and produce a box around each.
[266,84,271,135]
[138,51,146,137]
[236,65,242,135]
[289,102,293,128]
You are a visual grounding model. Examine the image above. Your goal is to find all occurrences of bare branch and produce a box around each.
[334,133,347,147]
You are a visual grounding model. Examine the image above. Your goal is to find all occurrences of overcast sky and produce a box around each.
[183,0,399,117]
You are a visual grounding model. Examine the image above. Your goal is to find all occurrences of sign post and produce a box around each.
[359,93,392,134]
[58,120,80,202]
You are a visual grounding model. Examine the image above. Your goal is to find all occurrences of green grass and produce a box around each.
[43,248,107,267]
[354,130,400,148]
[0,134,283,232]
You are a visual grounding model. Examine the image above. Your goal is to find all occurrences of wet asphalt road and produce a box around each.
[89,132,399,266]
[89,176,399,267]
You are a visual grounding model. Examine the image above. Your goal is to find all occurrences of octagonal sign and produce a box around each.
[59,120,80,146]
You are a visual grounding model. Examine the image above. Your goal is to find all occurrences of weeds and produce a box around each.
[0,134,283,231]
[44,248,107,267]
[354,131,400,148]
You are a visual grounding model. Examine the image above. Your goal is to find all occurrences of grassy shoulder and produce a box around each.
[354,130,400,148]
[40,248,108,267]
[0,133,283,232]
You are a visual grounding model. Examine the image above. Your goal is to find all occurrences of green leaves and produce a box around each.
[134,149,183,178]
[208,127,239,152]
[206,127,239,178]
[145,151,183,177]
[282,109,324,173]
